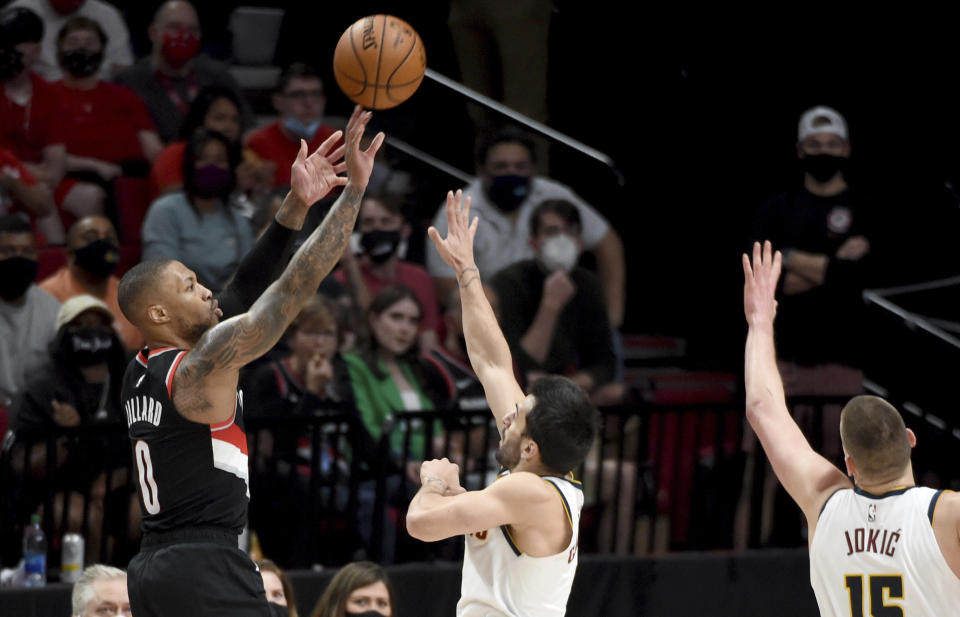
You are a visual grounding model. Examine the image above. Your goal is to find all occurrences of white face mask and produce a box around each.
[539,234,579,272]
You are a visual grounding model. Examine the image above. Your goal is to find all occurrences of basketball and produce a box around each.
[332,15,426,110]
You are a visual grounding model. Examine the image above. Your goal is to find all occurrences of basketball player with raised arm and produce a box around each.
[743,240,960,616]
[406,190,599,617]
[117,105,383,617]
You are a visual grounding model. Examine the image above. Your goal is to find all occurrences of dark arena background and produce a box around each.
[2,2,959,616]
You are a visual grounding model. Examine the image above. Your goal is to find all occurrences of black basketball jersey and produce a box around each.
[121,347,249,534]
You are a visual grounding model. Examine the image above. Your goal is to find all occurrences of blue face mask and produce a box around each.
[283,116,321,140]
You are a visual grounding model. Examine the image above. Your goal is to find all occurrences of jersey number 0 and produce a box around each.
[135,440,161,514]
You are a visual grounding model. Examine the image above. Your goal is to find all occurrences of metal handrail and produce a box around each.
[423,68,625,186]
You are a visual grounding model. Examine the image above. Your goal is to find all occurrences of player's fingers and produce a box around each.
[315,130,343,158]
[445,190,456,229]
[742,253,753,280]
[469,215,479,239]
[332,162,347,174]
[365,131,385,157]
[752,241,762,270]
[427,226,443,247]
[326,144,346,163]
[773,250,783,280]
[462,194,472,220]
[295,139,308,164]
[763,240,773,266]
[332,176,348,187]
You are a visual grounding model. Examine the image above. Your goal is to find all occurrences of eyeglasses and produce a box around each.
[283,89,324,101]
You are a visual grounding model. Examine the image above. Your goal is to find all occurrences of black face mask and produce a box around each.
[63,326,114,367]
[802,154,846,183]
[360,229,402,264]
[345,612,388,617]
[74,238,119,278]
[485,174,530,212]
[59,48,103,78]
[0,46,24,81]
[0,256,37,300]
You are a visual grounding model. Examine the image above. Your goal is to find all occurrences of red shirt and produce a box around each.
[0,73,65,163]
[335,260,440,334]
[0,147,38,214]
[52,81,155,163]
[245,121,338,187]
[149,141,187,198]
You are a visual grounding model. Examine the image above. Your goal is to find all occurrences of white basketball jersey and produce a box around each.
[457,473,583,617]
[810,486,960,617]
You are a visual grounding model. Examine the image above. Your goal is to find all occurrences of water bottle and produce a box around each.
[22,514,46,588]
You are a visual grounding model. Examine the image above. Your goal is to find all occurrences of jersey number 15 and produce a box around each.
[844,574,903,617]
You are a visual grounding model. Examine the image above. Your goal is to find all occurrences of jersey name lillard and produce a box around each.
[122,346,250,533]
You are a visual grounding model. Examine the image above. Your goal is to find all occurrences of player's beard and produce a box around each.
[495,434,522,470]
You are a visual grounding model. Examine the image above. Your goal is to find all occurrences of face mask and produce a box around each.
[191,164,233,198]
[282,116,321,140]
[0,256,37,300]
[0,46,24,81]
[539,234,579,273]
[74,238,119,278]
[161,29,200,69]
[802,154,846,183]
[50,0,85,14]
[59,48,103,78]
[486,175,530,212]
[360,229,401,264]
[64,326,114,366]
[345,612,389,617]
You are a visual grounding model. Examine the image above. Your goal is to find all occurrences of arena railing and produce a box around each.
[2,397,958,571]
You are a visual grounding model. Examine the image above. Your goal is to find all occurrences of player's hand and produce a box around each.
[743,240,782,326]
[290,129,347,205]
[542,270,576,310]
[428,189,479,276]
[342,105,385,191]
[420,457,462,491]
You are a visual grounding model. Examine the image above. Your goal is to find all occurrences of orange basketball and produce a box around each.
[332,15,426,110]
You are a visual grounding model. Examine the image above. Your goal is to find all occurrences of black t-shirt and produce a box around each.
[123,347,249,534]
[752,187,877,366]
[490,260,616,387]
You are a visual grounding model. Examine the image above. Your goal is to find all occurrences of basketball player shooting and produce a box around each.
[407,190,599,617]
[117,106,383,617]
[743,240,960,615]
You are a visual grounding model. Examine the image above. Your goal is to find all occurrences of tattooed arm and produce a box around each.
[174,107,384,423]
[427,190,525,433]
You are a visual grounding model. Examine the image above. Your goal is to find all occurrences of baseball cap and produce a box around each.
[56,294,113,331]
[798,106,848,142]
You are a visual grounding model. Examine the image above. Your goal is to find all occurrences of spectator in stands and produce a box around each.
[336,193,440,351]
[8,0,132,81]
[0,147,56,221]
[0,7,69,243]
[738,105,878,548]
[39,215,142,350]
[343,285,449,462]
[246,63,340,188]
[11,295,128,563]
[0,214,60,400]
[310,561,394,617]
[53,16,163,219]
[114,0,253,143]
[258,559,299,617]
[426,128,625,330]
[150,85,274,199]
[141,128,253,292]
[70,564,131,617]
[490,199,619,401]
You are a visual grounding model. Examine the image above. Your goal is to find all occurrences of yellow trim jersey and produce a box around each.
[457,472,583,617]
[810,486,960,617]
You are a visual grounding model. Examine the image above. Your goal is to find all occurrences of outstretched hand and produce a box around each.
[290,130,347,206]
[427,189,479,277]
[342,105,385,190]
[743,240,782,326]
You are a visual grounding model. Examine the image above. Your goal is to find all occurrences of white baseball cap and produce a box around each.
[798,106,848,141]
[56,294,113,331]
